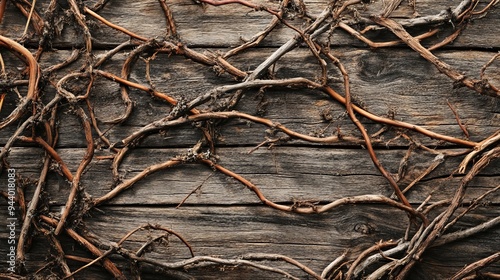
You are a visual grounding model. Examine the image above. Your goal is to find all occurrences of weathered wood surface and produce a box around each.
[0,48,498,147]
[1,0,499,48]
[0,0,499,279]
[3,206,499,279]
[2,147,499,205]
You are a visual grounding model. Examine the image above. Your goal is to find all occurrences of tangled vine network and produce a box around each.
[0,0,499,279]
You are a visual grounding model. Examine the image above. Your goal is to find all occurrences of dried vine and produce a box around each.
[0,0,498,279]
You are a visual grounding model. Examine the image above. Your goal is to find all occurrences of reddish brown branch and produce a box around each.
[94,69,183,109]
[55,107,94,235]
[117,223,194,257]
[17,136,74,181]
[339,22,439,48]
[0,0,7,24]
[447,100,469,139]
[201,158,428,224]
[104,41,158,124]
[40,215,125,279]
[324,50,411,208]
[450,252,500,280]
[120,110,366,148]
[83,6,148,41]
[158,0,177,37]
[0,35,40,129]
[372,16,499,98]
[223,0,290,58]
[93,158,182,206]
[427,24,466,51]
[321,86,477,147]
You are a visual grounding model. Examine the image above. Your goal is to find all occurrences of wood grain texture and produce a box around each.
[0,0,499,279]
[0,48,498,148]
[0,0,499,48]
[1,146,498,206]
[0,206,498,279]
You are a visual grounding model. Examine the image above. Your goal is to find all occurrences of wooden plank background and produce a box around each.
[0,0,499,279]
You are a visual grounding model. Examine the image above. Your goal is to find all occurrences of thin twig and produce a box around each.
[22,0,37,37]
[447,100,469,139]
[84,6,148,41]
[450,252,500,280]
[55,107,94,235]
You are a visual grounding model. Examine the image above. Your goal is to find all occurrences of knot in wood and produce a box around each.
[354,223,374,235]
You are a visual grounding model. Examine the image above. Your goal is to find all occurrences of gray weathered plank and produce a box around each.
[1,48,498,148]
[0,0,498,48]
[0,205,498,279]
[2,146,498,206]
